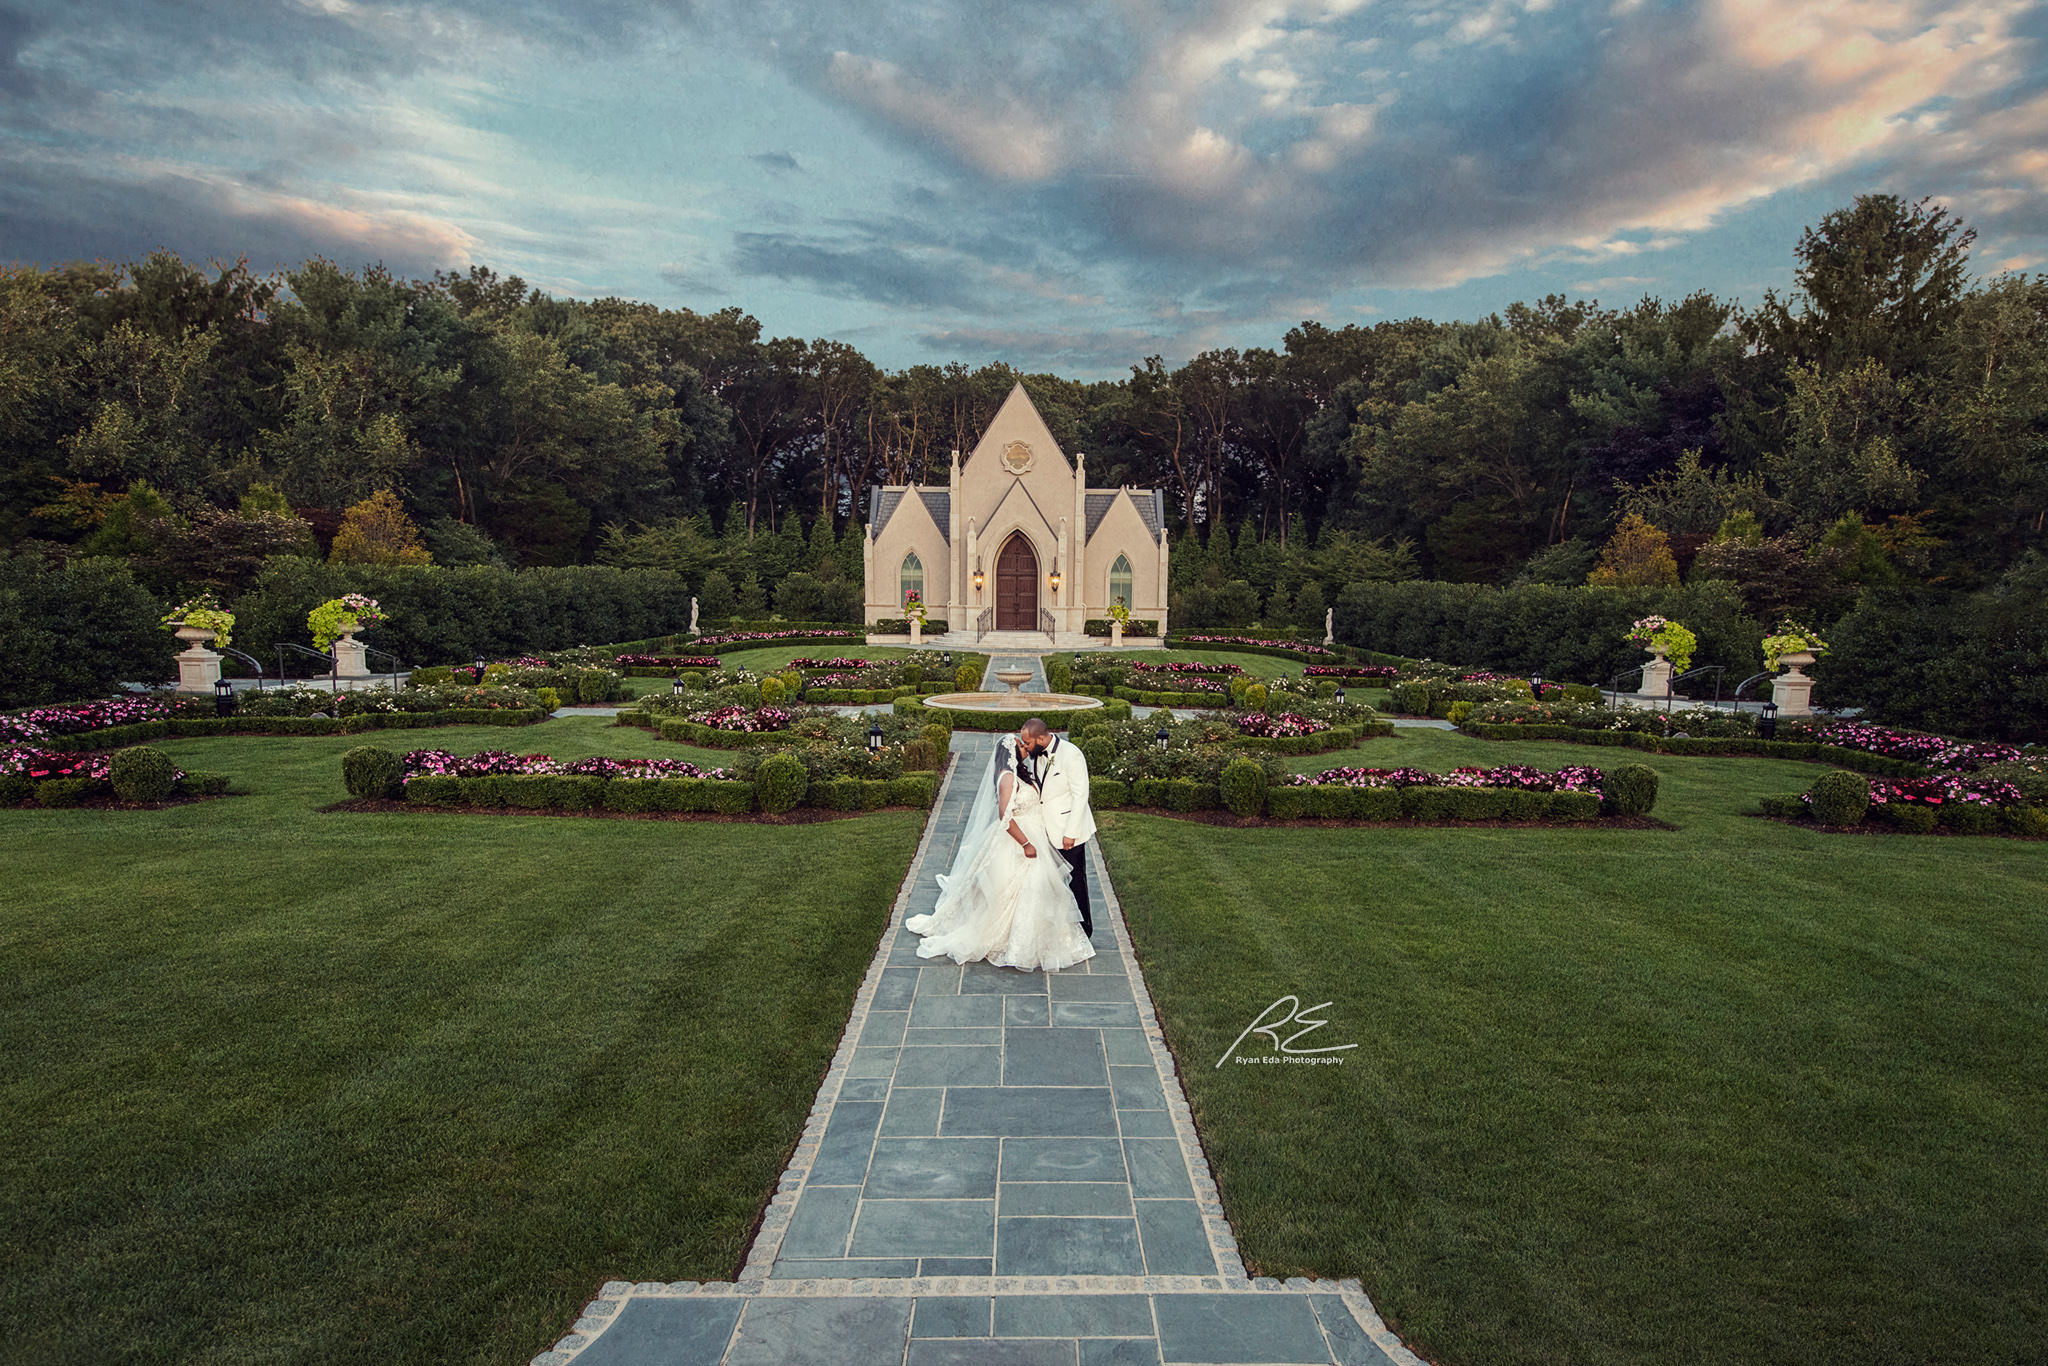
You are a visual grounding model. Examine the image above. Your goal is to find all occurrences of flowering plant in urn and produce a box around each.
[308,594,387,650]
[1624,615,1696,673]
[1761,620,1828,671]
[162,592,235,648]
[903,589,928,626]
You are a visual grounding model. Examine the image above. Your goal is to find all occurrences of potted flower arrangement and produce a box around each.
[1761,620,1827,673]
[162,592,236,692]
[1623,615,1695,694]
[1107,601,1131,648]
[903,589,928,644]
[308,593,387,651]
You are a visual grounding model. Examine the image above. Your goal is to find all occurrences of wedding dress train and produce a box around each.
[906,769,1095,971]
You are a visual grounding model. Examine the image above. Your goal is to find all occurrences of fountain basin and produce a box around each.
[922,691,1105,713]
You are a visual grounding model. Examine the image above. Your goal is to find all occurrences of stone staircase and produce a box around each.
[880,630,1164,652]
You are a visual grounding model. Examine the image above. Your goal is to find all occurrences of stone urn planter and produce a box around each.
[1772,650,1816,716]
[172,625,223,693]
[330,625,370,678]
[1639,648,1673,697]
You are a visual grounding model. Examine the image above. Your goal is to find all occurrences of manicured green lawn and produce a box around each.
[0,717,922,1365]
[1101,726,2047,1366]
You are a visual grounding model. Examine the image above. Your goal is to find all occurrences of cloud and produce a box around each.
[730,229,980,310]
[916,324,1170,373]
[748,150,803,173]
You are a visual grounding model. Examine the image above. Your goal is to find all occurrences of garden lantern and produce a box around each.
[213,676,234,717]
[1155,725,1169,750]
[942,651,952,667]
[672,675,685,696]
[1335,687,1346,706]
[1531,673,1544,697]
[1072,651,1082,668]
[867,720,884,753]
[473,656,486,682]
[1760,699,1778,741]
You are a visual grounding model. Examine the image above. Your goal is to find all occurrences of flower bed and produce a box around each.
[401,749,732,782]
[1236,711,1327,739]
[790,658,870,671]
[1084,618,1158,637]
[0,746,230,807]
[693,629,860,653]
[1758,769,2045,837]
[1,696,180,743]
[690,706,793,732]
[1285,763,1606,791]
[1167,634,1336,658]
[1792,721,2021,773]
[1128,660,1243,677]
[1261,762,1621,822]
[614,654,721,669]
[1303,664,1399,681]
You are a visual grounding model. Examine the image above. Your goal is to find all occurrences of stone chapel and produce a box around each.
[861,383,1170,645]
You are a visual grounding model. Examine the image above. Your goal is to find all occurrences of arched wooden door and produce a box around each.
[995,533,1038,630]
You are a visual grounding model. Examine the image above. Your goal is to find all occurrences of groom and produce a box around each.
[1018,717,1096,940]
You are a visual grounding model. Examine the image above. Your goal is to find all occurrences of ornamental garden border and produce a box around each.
[1755,770,2048,838]
[37,707,549,751]
[890,696,1136,732]
[1455,722,1934,776]
[389,771,939,817]
[2,768,232,809]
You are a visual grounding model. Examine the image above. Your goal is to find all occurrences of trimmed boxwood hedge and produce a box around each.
[1162,636,1345,663]
[657,719,810,748]
[42,707,547,751]
[1456,722,1930,776]
[1262,786,1604,822]
[891,696,1133,731]
[1757,778,2047,837]
[1224,722,1393,755]
[1085,618,1158,636]
[397,771,936,815]
[1,769,230,807]
[1112,687,1236,708]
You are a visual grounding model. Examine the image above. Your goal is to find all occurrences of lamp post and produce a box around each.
[473,656,486,683]
[213,676,234,717]
[1335,686,1346,706]
[1530,673,1544,698]
[1155,724,1169,750]
[672,675,685,696]
[942,651,952,668]
[867,720,884,754]
[1759,699,1778,741]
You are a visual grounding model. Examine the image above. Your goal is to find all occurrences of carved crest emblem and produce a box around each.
[1001,440,1034,474]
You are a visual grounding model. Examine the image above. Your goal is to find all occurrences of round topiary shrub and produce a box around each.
[1079,736,1115,775]
[955,663,980,691]
[1219,758,1268,817]
[341,745,404,800]
[1245,683,1269,712]
[1601,764,1660,817]
[756,752,808,813]
[111,746,178,804]
[759,676,786,705]
[901,738,939,771]
[904,663,926,685]
[1808,770,1871,827]
[920,722,950,752]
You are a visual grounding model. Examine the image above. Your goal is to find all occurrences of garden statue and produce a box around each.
[689,596,700,636]
[1325,606,1335,646]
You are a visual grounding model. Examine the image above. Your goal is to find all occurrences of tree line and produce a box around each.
[2,193,2043,660]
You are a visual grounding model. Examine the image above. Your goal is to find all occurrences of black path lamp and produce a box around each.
[867,720,885,753]
[1759,699,1779,741]
[1335,686,1347,706]
[1072,651,1082,669]
[213,675,235,717]
[672,674,686,696]
[473,656,486,683]
[1154,724,1170,750]
[942,650,952,668]
[1530,673,1544,698]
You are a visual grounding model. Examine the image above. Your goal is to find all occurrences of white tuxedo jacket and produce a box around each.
[1034,735,1097,846]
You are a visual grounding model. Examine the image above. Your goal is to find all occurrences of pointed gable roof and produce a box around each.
[962,381,1071,478]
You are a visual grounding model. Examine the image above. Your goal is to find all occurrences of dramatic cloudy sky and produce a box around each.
[3,0,2043,374]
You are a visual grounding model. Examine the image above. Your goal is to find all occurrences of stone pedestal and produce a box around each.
[1110,621,1124,648]
[1640,650,1673,697]
[909,618,923,646]
[173,626,221,693]
[331,630,369,678]
[1772,652,1816,717]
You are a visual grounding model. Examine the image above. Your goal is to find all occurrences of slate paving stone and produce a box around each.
[865,1137,1000,1198]
[849,1199,995,1257]
[895,1044,1003,1086]
[1310,1295,1401,1366]
[780,1186,860,1258]
[998,1181,1135,1217]
[909,995,1003,1028]
[726,1297,913,1366]
[919,1256,993,1276]
[1048,974,1134,1002]
[1101,1029,1150,1063]
[1123,1139,1196,1198]
[941,1087,1119,1136]
[991,1294,1155,1338]
[1134,1200,1216,1275]
[873,968,919,1010]
[1081,1340,1164,1366]
[1005,994,1051,1025]
[878,1087,944,1138]
[570,1296,743,1366]
[999,1136,1128,1182]
[1051,1001,1141,1027]
[911,1296,993,1338]
[960,966,1057,994]
[996,1216,1144,1275]
[1109,1064,1167,1110]
[847,1046,901,1079]
[838,1077,889,1102]
[1113,1110,1176,1138]
[807,1101,883,1185]
[1151,1294,1330,1364]
[859,1010,908,1046]
[906,1027,1003,1045]
[767,1257,919,1279]
[1003,1027,1110,1087]
[910,1338,1078,1365]
[917,965,963,994]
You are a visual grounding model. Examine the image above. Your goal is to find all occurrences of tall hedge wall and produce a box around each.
[0,552,175,709]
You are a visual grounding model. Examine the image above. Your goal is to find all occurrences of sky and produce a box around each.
[3,0,2044,377]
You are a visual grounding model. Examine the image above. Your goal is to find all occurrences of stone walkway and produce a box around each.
[529,669,1423,1366]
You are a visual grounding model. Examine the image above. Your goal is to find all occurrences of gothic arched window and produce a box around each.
[1109,554,1133,611]
[900,552,924,607]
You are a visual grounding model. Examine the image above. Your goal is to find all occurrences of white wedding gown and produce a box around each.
[907,770,1095,971]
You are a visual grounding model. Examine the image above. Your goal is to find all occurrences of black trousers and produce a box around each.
[1058,841,1092,938]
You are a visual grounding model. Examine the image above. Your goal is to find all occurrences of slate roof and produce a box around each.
[1084,488,1168,543]
[869,485,952,540]
[1084,492,1118,540]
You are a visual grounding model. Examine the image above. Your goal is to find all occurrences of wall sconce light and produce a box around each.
[972,560,984,592]
[1049,567,1062,593]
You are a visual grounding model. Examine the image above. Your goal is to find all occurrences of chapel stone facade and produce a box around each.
[862,383,1170,643]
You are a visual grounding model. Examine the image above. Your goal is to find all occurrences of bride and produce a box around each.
[906,730,1095,971]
